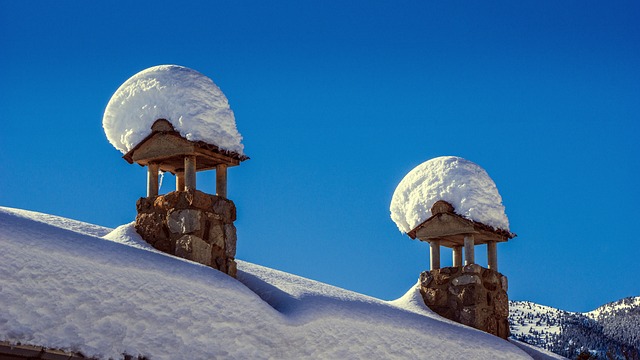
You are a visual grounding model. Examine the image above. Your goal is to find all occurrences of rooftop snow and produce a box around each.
[102,65,244,155]
[0,206,540,360]
[390,156,509,234]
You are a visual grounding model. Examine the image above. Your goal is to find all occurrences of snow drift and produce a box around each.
[0,206,545,359]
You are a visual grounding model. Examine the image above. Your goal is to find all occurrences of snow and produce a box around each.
[102,221,158,251]
[509,299,640,359]
[390,156,509,234]
[387,280,439,316]
[0,207,112,237]
[102,65,244,155]
[585,296,640,320]
[509,301,566,336]
[510,339,568,360]
[0,206,540,359]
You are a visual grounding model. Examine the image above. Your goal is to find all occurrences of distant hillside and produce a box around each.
[510,297,640,359]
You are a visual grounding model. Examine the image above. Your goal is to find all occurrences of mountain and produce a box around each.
[0,206,561,360]
[510,297,640,359]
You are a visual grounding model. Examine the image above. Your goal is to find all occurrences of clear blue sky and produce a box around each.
[1,0,638,312]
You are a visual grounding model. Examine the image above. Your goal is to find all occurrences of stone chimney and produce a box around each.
[408,200,515,339]
[124,119,248,277]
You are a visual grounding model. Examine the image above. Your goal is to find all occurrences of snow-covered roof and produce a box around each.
[102,65,244,155]
[390,156,510,234]
[0,206,540,360]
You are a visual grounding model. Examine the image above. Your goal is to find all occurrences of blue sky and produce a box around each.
[1,0,638,312]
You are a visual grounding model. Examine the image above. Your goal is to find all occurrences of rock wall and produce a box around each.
[135,190,237,277]
[419,264,509,339]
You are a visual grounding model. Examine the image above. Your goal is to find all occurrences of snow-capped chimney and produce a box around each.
[103,65,248,277]
[391,156,515,339]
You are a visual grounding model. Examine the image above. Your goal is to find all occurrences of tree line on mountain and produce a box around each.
[509,298,639,360]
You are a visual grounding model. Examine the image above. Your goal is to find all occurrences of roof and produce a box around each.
[122,119,249,174]
[0,206,534,360]
[407,200,516,247]
[0,341,89,359]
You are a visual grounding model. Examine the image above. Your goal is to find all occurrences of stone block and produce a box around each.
[208,212,223,221]
[423,288,448,307]
[435,272,451,285]
[135,212,168,245]
[460,285,484,306]
[167,209,202,234]
[482,268,498,282]
[191,235,212,266]
[212,198,236,223]
[154,239,171,253]
[153,196,170,211]
[227,259,237,278]
[224,224,237,257]
[459,307,477,327]
[448,284,462,297]
[420,271,433,287]
[452,274,481,286]
[136,197,154,213]
[500,275,508,292]
[431,305,455,320]
[484,316,498,336]
[207,219,225,248]
[447,294,461,313]
[215,256,226,270]
[175,235,193,259]
[463,264,482,274]
[211,243,225,259]
[482,271,499,291]
[497,318,510,339]
[483,282,497,291]
[163,191,190,209]
[494,290,509,318]
[190,190,213,210]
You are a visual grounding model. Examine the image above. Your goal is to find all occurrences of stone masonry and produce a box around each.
[419,264,509,339]
[135,190,238,277]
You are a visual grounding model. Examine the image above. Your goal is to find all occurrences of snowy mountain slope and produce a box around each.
[510,299,640,359]
[587,297,640,320]
[0,206,548,360]
[587,297,640,356]
[510,301,567,342]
